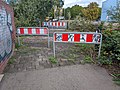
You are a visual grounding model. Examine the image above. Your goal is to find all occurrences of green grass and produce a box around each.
[68,59,75,63]
[16,45,40,55]
[15,43,20,49]
[113,79,120,86]
[48,56,57,64]
[84,56,94,63]
[8,57,16,65]
[111,74,120,86]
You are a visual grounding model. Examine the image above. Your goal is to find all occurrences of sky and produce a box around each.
[63,0,106,8]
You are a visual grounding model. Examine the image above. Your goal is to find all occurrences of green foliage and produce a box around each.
[75,44,95,54]
[82,2,101,20]
[65,3,101,20]
[111,74,120,86]
[69,16,97,32]
[73,44,95,64]
[84,56,93,63]
[8,57,15,65]
[49,56,57,64]
[68,59,75,63]
[65,5,83,19]
[15,43,20,49]
[114,79,120,86]
[99,30,120,64]
[11,0,61,27]
[70,5,83,19]
[99,56,113,65]
[65,7,71,20]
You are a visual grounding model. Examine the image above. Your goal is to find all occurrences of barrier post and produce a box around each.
[98,34,102,58]
[17,34,20,46]
[53,33,56,57]
[48,29,50,48]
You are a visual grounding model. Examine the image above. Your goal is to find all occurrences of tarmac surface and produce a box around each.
[0,64,119,90]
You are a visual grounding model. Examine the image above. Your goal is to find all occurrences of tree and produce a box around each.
[82,2,101,21]
[65,5,83,20]
[10,0,62,27]
[64,7,71,20]
[70,5,83,19]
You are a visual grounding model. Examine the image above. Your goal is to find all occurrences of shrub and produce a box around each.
[68,16,97,32]
[99,30,120,64]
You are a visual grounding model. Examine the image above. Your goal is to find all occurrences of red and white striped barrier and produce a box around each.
[54,33,101,44]
[17,27,50,47]
[42,22,67,29]
[53,32,102,58]
[17,27,48,35]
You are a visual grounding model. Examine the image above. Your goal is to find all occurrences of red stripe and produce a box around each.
[86,34,93,42]
[62,34,68,41]
[44,28,48,34]
[36,28,40,34]
[54,33,56,41]
[58,22,60,26]
[28,28,32,34]
[62,22,64,26]
[55,22,57,26]
[20,28,24,34]
[74,34,80,42]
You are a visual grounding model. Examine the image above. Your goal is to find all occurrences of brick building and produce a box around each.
[0,0,15,73]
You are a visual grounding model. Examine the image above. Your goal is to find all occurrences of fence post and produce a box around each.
[17,34,20,46]
[53,33,56,57]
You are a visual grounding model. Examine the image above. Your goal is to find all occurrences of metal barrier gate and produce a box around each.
[53,32,102,58]
[42,21,67,29]
[17,27,50,47]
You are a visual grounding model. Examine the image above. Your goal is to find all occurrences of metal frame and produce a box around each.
[17,27,50,48]
[53,32,102,58]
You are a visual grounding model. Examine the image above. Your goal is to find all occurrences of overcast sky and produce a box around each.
[63,0,106,8]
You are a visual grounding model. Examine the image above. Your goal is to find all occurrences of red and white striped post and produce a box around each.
[17,27,50,47]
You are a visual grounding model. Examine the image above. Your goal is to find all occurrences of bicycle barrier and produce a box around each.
[17,27,50,47]
[42,21,67,29]
[53,32,102,58]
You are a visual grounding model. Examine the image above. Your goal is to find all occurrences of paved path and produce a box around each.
[0,64,119,90]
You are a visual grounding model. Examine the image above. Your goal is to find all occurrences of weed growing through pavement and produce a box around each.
[84,56,94,63]
[49,56,57,64]
[111,74,120,86]
[8,57,16,65]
